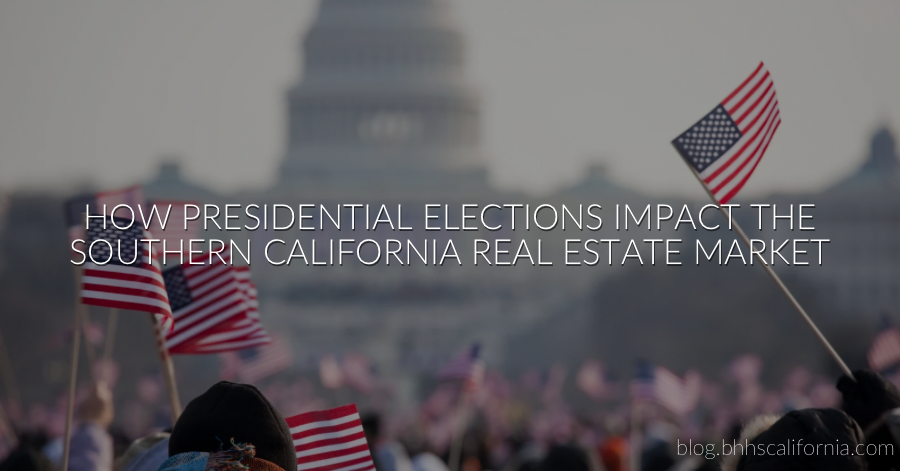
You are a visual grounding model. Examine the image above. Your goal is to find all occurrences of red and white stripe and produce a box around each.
[869,327,900,372]
[164,250,250,353]
[81,227,172,327]
[286,404,376,471]
[188,265,272,353]
[700,62,781,203]
[237,335,293,384]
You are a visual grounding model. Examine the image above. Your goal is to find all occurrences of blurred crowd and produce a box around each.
[2,357,900,471]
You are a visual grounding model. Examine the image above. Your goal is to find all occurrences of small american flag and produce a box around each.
[80,215,172,325]
[187,266,272,353]
[630,362,701,416]
[162,249,250,354]
[439,343,484,392]
[869,319,900,372]
[66,186,145,242]
[147,200,201,253]
[672,62,781,203]
[221,335,293,384]
[285,404,376,471]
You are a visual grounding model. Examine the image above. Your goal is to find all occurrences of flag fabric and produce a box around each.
[66,186,146,242]
[146,200,201,254]
[162,249,251,354]
[220,335,293,384]
[672,62,781,203]
[80,215,172,326]
[630,362,701,416]
[285,404,376,471]
[438,343,484,392]
[182,265,272,353]
[869,323,900,372]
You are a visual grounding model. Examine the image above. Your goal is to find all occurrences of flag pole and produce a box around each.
[62,283,85,471]
[148,314,181,424]
[678,156,853,378]
[104,308,118,360]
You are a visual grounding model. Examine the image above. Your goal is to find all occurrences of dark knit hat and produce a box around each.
[169,381,296,471]
[736,408,866,471]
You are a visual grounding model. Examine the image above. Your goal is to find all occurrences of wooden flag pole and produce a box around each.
[680,160,854,378]
[62,262,87,471]
[61,302,84,471]
[148,314,181,424]
[104,308,118,360]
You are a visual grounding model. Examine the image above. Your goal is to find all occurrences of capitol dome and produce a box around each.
[278,0,486,193]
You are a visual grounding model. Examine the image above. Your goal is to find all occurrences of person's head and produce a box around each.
[724,408,866,471]
[538,444,590,471]
[166,381,295,471]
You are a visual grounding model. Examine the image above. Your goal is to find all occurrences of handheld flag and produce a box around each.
[162,249,250,354]
[439,343,484,393]
[670,63,853,379]
[630,362,701,416]
[173,265,272,353]
[80,216,172,327]
[672,62,781,203]
[285,404,376,471]
[65,186,145,242]
[219,335,292,384]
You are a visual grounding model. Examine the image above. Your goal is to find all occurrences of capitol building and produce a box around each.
[140,0,900,388]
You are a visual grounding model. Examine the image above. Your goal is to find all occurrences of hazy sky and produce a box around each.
[0,1,898,197]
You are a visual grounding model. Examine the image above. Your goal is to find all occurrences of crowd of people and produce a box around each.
[1,366,900,471]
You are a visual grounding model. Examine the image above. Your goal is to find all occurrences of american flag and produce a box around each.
[285,404,376,471]
[184,266,272,353]
[80,215,172,326]
[66,186,146,242]
[868,320,900,372]
[630,362,701,416]
[146,200,201,253]
[438,343,484,392]
[162,249,250,354]
[219,335,293,384]
[672,62,781,203]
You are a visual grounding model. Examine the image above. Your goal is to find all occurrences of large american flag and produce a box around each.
[672,62,781,203]
[285,404,375,471]
[438,343,484,392]
[630,362,701,416]
[80,215,172,326]
[162,249,250,354]
[868,320,900,372]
